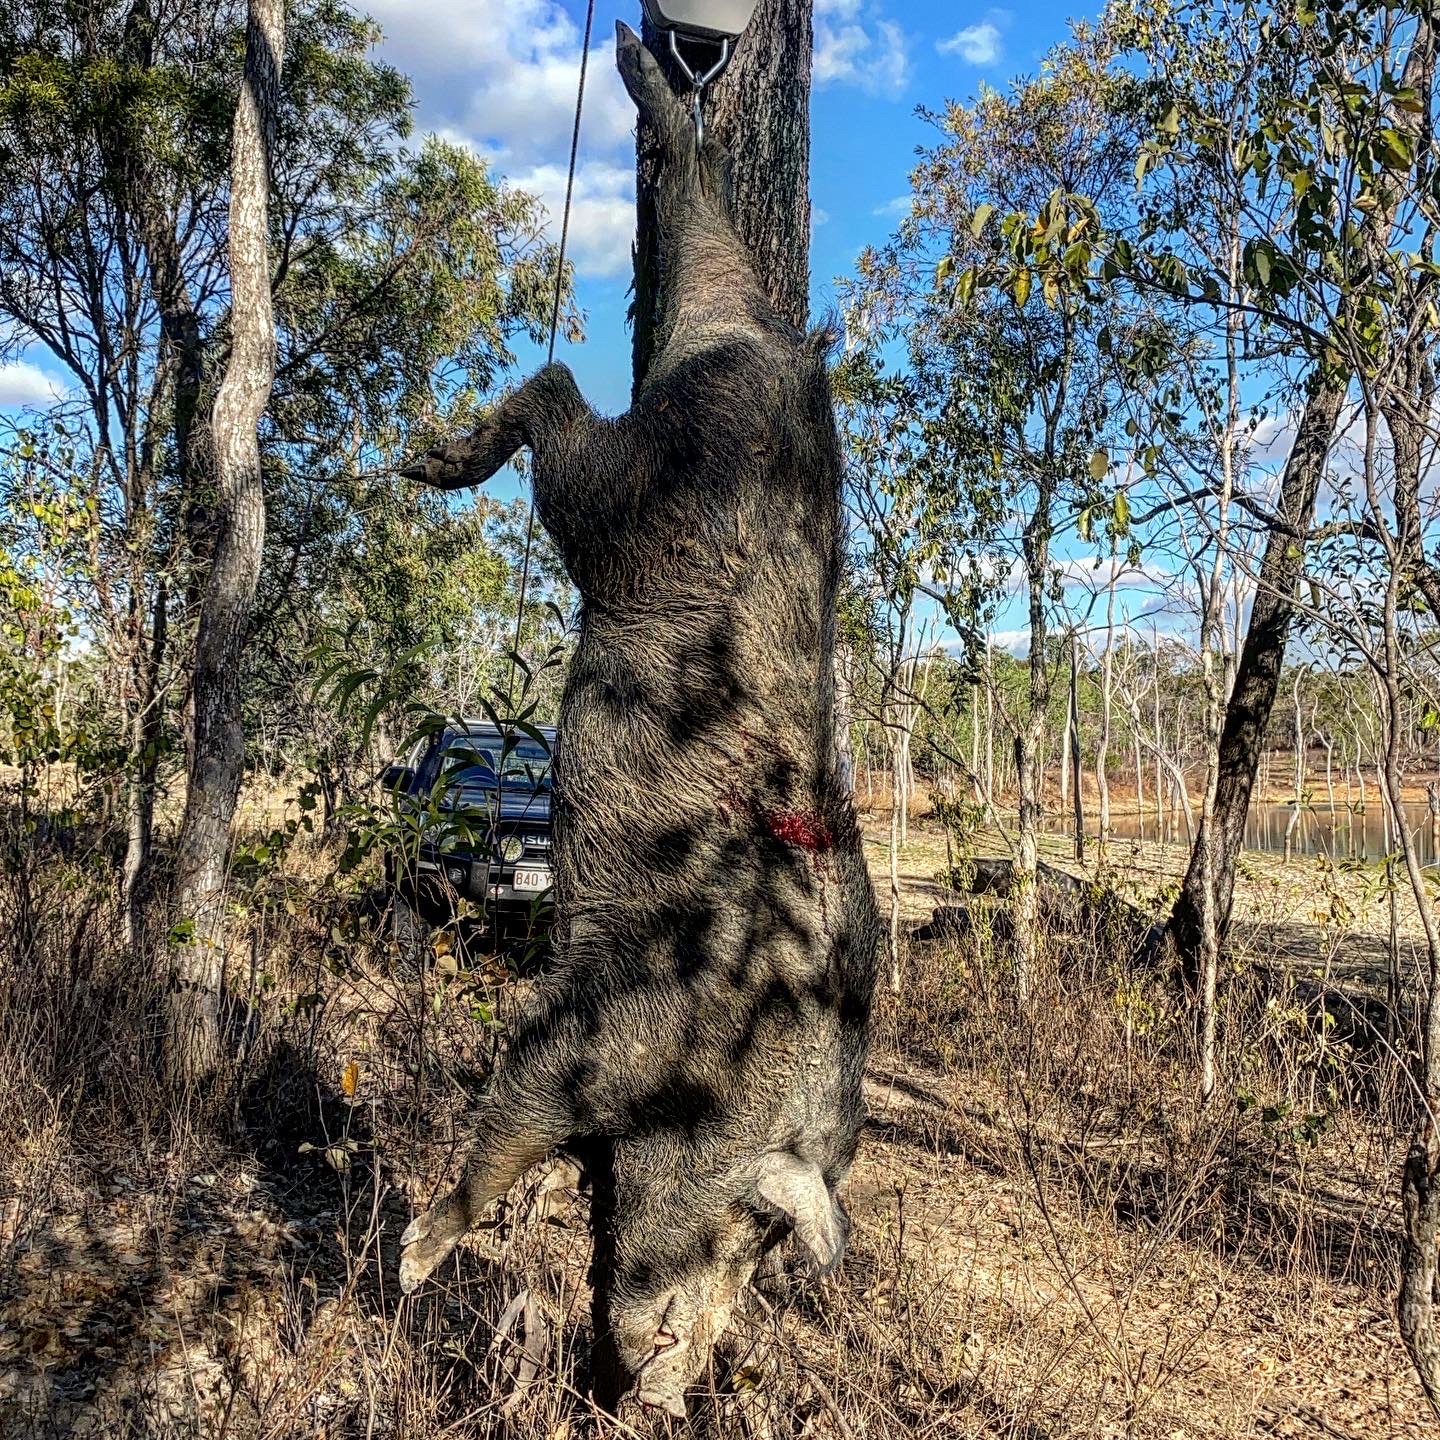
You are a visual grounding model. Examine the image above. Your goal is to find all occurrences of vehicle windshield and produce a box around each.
[439,734,552,795]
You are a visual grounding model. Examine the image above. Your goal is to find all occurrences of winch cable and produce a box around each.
[504,0,596,720]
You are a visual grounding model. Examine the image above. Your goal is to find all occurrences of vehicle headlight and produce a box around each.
[498,836,524,864]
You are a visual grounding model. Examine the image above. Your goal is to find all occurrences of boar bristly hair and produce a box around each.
[397,23,882,1422]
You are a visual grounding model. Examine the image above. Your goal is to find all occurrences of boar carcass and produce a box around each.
[397,22,881,1419]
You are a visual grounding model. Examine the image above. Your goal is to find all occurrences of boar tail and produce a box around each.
[806,318,843,360]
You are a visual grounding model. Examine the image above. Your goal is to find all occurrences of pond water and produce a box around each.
[1041,800,1440,868]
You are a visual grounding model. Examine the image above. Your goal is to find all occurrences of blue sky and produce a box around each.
[0,0,1119,649]
[348,0,1085,543]
[0,0,1082,459]
[360,0,1080,421]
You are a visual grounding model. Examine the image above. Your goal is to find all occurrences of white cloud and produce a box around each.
[987,627,1031,656]
[938,10,1011,67]
[367,0,632,156]
[1247,409,1296,464]
[502,158,636,279]
[369,0,635,277]
[939,22,1002,66]
[812,205,831,228]
[979,555,1173,605]
[815,2,910,96]
[458,45,632,171]
[1054,556,1174,594]
[370,0,915,273]
[0,359,65,409]
[873,193,913,218]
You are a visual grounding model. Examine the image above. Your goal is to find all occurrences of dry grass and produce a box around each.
[0,802,1429,1437]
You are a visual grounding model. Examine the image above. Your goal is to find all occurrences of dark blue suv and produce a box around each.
[382,720,555,930]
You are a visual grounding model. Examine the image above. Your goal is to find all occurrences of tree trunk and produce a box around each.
[634,0,812,389]
[1014,489,1056,998]
[108,0,216,778]
[1355,727,1368,857]
[1038,724,1048,815]
[1367,22,1440,1390]
[1133,714,1145,843]
[888,742,902,992]
[101,3,193,948]
[1166,378,1344,978]
[834,646,855,794]
[1376,443,1440,1417]
[1060,668,1071,818]
[168,0,284,1085]
[1283,671,1304,862]
[1194,226,1243,1105]
[971,680,982,804]
[1323,731,1336,818]
[122,580,168,950]
[1096,561,1117,870]
[1174,709,1193,844]
[897,656,912,844]
[1069,634,1084,863]
[1168,10,1430,980]
[1152,638,1164,841]
[985,645,995,803]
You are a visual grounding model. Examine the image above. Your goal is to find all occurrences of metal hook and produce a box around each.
[667,29,731,150]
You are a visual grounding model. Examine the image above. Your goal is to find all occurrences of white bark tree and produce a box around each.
[169,0,285,1083]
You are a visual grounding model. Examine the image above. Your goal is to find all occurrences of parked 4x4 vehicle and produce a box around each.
[382,721,555,935]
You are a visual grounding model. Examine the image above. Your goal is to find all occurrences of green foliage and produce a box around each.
[0,0,577,839]
[1109,0,1437,379]
[0,426,114,777]
[839,18,1176,733]
[308,621,564,963]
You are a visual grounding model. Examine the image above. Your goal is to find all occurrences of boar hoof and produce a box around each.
[398,1212,458,1293]
[399,439,476,488]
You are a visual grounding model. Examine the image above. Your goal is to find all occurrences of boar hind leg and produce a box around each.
[398,1096,560,1293]
[400,363,592,491]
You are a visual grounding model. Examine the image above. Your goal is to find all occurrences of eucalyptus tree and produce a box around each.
[0,0,568,953]
[1309,436,1440,1409]
[844,26,1171,982]
[167,0,284,1082]
[1098,0,1283,1095]
[1114,0,1440,1402]
[1111,0,1436,979]
[832,347,991,986]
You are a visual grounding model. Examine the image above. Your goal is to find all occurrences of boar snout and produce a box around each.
[612,1259,756,1419]
[605,1148,852,1415]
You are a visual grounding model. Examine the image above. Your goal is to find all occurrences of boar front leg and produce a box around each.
[401,362,619,493]
[398,1077,569,1292]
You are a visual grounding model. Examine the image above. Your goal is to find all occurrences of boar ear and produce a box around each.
[615,21,679,127]
[755,1153,849,1275]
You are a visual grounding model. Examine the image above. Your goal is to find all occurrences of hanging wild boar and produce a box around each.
[398,22,881,1419]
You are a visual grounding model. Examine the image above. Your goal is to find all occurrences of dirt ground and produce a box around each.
[872,814,1433,985]
[0,816,1431,1437]
[860,818,1428,1437]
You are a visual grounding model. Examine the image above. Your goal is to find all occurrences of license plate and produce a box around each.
[512,868,551,894]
